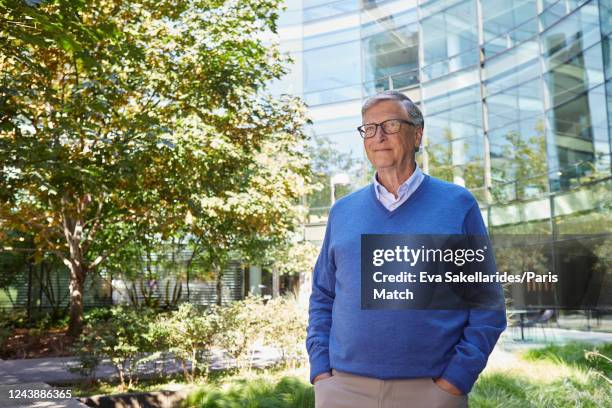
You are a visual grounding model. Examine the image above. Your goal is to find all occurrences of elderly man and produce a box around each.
[306,90,506,408]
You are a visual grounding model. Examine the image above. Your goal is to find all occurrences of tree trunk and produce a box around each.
[67,263,86,338]
[215,265,223,306]
[27,262,33,321]
[191,349,197,381]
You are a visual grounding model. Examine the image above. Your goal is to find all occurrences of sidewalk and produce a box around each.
[0,345,281,385]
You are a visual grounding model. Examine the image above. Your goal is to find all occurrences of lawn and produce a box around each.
[470,342,612,408]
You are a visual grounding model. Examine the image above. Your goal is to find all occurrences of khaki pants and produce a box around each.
[314,369,468,408]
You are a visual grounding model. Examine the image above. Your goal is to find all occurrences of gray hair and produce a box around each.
[361,90,424,130]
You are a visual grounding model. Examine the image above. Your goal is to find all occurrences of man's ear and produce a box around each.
[414,127,424,153]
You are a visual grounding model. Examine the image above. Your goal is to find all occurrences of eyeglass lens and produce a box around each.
[363,120,401,138]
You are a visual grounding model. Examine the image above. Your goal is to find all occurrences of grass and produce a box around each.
[471,342,611,408]
[184,376,314,408]
[522,341,612,378]
[470,371,610,408]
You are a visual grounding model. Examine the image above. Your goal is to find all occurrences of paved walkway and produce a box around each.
[0,346,280,385]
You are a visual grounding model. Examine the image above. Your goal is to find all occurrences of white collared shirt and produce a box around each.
[372,163,425,211]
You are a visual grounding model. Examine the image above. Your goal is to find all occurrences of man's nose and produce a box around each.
[372,125,388,140]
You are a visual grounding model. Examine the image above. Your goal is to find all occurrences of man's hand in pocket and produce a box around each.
[434,378,462,395]
[314,372,332,384]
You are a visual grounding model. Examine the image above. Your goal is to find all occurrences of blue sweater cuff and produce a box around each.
[441,359,479,395]
[308,349,331,385]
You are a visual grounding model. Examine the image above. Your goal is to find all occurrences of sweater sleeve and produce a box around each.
[305,214,336,385]
[441,202,507,394]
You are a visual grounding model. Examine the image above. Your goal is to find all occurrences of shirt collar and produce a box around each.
[372,162,423,200]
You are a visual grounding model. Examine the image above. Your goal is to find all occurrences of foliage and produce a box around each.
[152,303,222,382]
[71,306,157,388]
[258,238,319,278]
[71,294,309,385]
[259,295,308,367]
[0,307,28,329]
[216,295,267,371]
[305,133,359,209]
[0,308,17,349]
[162,279,183,308]
[426,128,485,194]
[277,241,319,276]
[0,0,315,336]
[0,233,34,303]
[216,294,308,370]
[492,129,548,203]
[125,279,161,309]
[470,342,612,407]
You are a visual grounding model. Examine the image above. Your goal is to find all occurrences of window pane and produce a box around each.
[546,83,611,191]
[362,10,419,90]
[304,41,361,94]
[420,0,478,79]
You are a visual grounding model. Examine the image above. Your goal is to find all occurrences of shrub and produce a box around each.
[152,303,221,382]
[215,294,308,371]
[0,326,11,351]
[260,294,308,368]
[216,295,267,371]
[71,306,157,388]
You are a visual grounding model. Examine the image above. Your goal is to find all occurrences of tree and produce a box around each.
[491,122,548,202]
[305,133,359,208]
[256,237,319,297]
[0,0,312,336]
[184,112,316,304]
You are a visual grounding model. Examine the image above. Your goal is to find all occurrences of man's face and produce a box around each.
[362,100,423,170]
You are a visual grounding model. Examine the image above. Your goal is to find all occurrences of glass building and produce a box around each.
[268,0,611,316]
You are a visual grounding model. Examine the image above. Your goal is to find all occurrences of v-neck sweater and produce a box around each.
[306,174,506,394]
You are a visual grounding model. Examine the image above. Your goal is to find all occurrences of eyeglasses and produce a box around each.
[357,119,416,139]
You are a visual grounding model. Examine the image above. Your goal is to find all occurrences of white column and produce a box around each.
[249,265,262,295]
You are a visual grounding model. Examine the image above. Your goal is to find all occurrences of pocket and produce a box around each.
[431,378,463,398]
[314,375,335,388]
[314,375,337,408]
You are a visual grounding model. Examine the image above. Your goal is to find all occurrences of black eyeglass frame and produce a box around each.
[357,118,416,139]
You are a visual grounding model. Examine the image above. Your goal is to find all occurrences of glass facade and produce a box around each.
[270,0,611,238]
[269,2,612,316]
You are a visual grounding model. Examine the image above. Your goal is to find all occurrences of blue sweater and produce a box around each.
[306,174,506,394]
